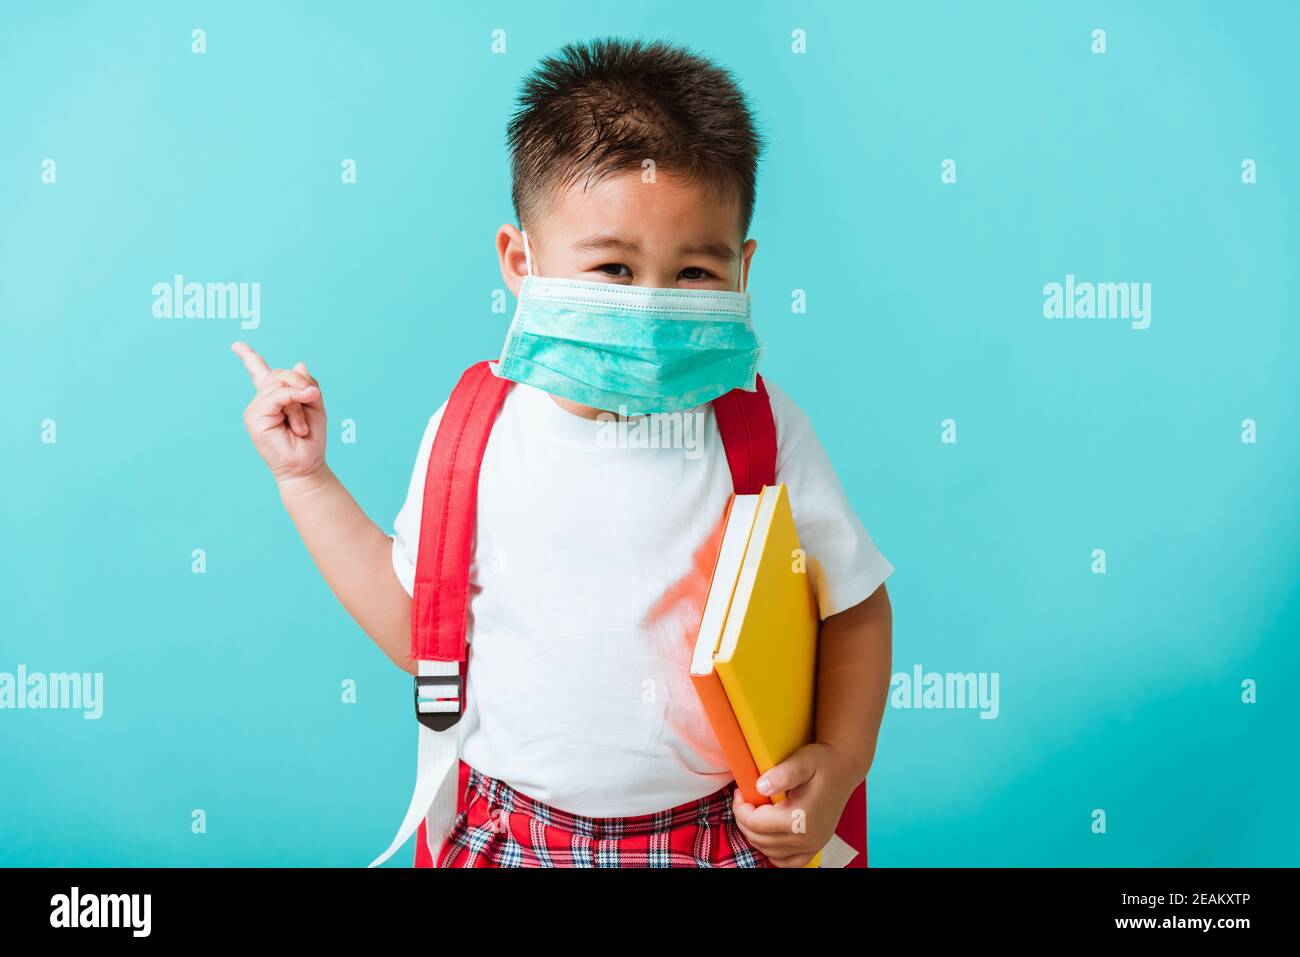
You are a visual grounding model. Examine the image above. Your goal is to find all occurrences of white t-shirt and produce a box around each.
[390,378,892,817]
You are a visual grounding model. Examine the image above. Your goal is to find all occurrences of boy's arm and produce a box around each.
[232,342,415,675]
[814,581,892,783]
[277,468,414,674]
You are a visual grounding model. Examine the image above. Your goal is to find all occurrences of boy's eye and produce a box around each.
[597,263,632,278]
[679,266,716,281]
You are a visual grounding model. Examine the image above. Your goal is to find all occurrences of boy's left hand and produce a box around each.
[731,741,860,868]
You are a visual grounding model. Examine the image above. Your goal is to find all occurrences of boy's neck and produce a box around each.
[548,392,612,420]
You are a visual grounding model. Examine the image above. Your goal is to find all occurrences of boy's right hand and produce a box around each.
[232,341,327,484]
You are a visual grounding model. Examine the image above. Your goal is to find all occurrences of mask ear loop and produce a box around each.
[521,229,534,278]
[737,251,746,293]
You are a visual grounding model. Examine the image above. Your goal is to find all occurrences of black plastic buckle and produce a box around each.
[414,673,463,732]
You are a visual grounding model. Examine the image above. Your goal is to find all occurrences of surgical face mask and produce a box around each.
[491,230,762,415]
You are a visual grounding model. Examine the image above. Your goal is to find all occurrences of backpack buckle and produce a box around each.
[415,672,463,732]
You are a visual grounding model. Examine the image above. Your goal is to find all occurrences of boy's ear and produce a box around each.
[740,238,757,290]
[497,224,529,295]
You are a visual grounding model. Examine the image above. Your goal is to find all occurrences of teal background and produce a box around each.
[2,1,1297,867]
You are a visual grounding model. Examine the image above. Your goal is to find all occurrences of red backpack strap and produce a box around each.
[410,361,514,664]
[711,375,777,494]
[838,786,868,868]
[406,360,512,869]
[712,375,869,868]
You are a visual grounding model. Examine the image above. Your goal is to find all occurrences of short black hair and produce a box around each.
[507,37,763,236]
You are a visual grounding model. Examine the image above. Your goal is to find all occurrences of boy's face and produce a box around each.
[496,169,757,295]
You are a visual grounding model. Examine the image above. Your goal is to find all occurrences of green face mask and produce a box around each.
[491,231,763,415]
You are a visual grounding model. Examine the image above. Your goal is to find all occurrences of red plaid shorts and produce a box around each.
[436,765,774,868]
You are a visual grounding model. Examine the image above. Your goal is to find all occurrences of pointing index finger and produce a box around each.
[231,341,271,387]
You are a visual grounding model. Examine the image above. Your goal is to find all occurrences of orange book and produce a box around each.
[688,493,767,805]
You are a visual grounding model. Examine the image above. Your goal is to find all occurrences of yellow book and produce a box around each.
[712,483,824,868]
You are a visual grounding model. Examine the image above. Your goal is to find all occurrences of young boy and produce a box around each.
[232,38,893,868]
